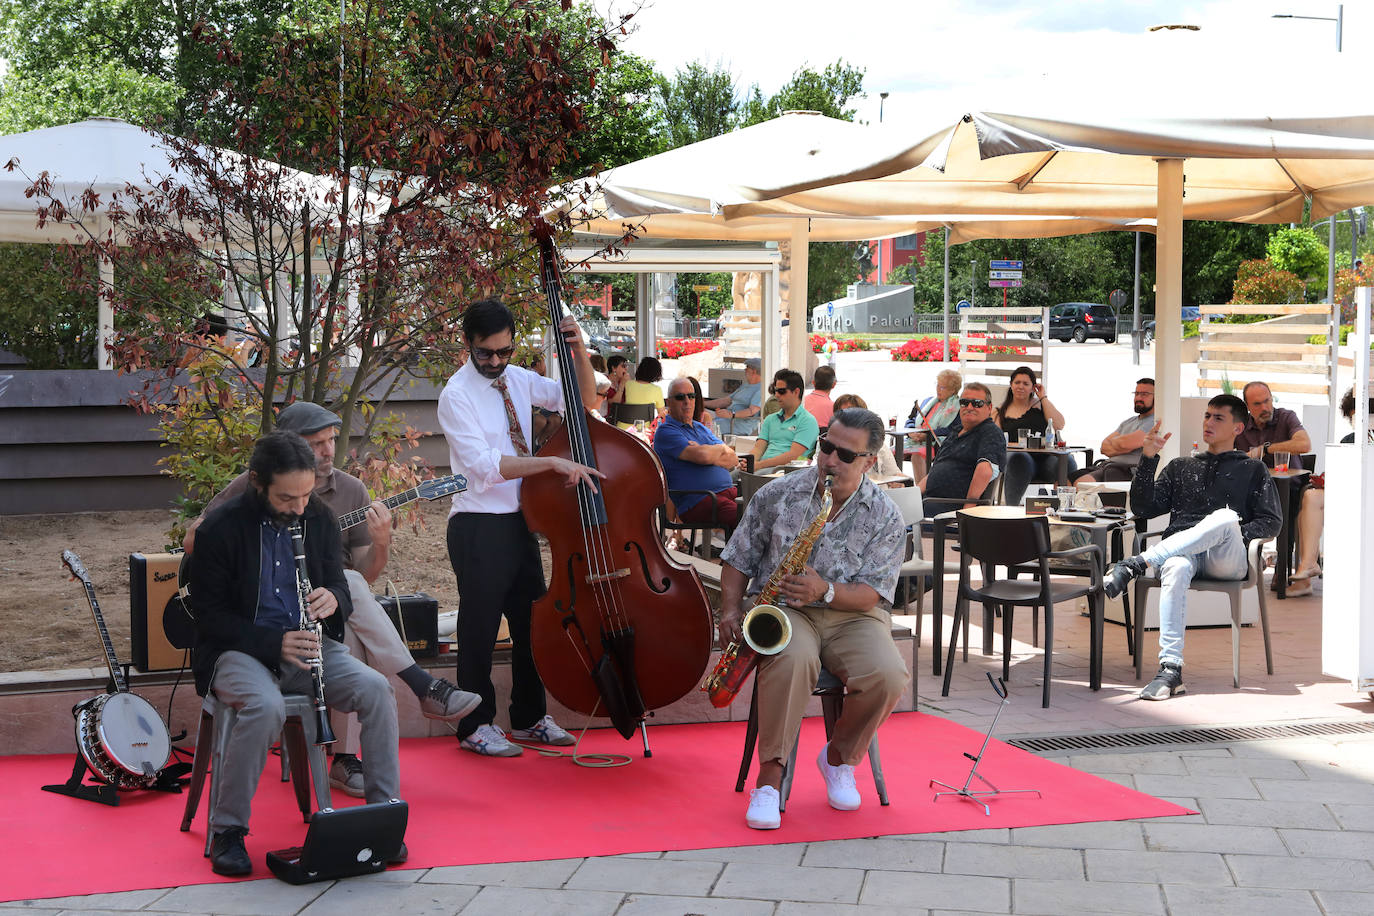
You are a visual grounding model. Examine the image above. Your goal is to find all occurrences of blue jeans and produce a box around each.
[1141,508,1249,666]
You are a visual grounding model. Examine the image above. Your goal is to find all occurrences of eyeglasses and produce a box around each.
[959,398,988,408]
[472,345,516,361]
[771,386,793,395]
[670,392,697,402]
[817,438,873,464]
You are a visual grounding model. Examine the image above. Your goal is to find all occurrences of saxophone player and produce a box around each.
[190,431,401,876]
[719,407,909,830]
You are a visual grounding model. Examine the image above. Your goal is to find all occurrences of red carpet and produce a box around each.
[0,711,1190,902]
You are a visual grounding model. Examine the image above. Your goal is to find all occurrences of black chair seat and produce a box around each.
[976,578,1093,604]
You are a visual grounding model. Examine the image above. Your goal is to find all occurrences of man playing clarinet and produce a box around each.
[190,431,401,876]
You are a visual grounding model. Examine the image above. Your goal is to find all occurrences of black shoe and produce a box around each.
[1104,556,1147,599]
[1140,662,1186,701]
[210,826,251,876]
[387,842,408,865]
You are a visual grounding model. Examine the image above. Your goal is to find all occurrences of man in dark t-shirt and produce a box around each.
[918,382,1006,504]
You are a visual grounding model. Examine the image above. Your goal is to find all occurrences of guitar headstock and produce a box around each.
[417,474,468,501]
[62,549,91,585]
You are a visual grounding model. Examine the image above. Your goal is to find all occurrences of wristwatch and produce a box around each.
[822,581,835,606]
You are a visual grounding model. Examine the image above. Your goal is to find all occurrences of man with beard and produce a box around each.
[1074,378,1156,483]
[436,298,603,756]
[185,401,481,798]
[189,431,401,875]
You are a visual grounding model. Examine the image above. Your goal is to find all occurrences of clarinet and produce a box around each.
[288,521,337,746]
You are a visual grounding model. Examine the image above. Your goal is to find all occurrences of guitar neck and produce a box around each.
[337,489,417,532]
[79,580,127,693]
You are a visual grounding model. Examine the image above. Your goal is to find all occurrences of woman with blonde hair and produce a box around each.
[904,368,962,479]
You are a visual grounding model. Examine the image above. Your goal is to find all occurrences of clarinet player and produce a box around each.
[190,431,401,876]
[718,408,909,830]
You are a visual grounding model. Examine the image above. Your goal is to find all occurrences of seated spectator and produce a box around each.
[602,354,629,413]
[654,377,740,536]
[997,365,1074,504]
[617,356,667,429]
[834,394,902,485]
[904,368,962,480]
[704,357,763,436]
[688,375,715,425]
[1236,380,1318,594]
[804,366,837,428]
[748,369,820,471]
[917,383,1005,506]
[1075,378,1155,483]
[1339,386,1374,444]
[1103,396,1281,700]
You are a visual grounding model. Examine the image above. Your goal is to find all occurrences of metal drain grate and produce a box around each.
[1007,719,1374,754]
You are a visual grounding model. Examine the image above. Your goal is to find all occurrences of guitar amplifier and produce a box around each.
[375,592,439,658]
[129,552,186,672]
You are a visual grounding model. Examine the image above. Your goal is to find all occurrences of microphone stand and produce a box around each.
[930,673,1041,816]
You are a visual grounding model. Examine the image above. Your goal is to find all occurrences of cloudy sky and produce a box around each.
[600,0,1364,125]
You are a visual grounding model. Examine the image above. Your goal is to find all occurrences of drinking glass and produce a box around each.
[1056,486,1075,511]
[1017,427,1030,445]
[1273,451,1290,473]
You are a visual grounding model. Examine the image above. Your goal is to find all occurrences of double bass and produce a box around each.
[522,233,714,743]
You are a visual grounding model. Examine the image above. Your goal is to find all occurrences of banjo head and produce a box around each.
[77,693,171,788]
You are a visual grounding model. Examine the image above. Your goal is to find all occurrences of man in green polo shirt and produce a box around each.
[748,369,820,471]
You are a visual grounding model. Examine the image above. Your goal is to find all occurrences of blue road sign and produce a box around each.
[956,299,972,311]
[990,259,1024,270]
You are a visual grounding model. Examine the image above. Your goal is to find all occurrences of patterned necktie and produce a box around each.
[492,375,531,457]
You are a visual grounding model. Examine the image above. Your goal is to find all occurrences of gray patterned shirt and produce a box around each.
[721,467,905,610]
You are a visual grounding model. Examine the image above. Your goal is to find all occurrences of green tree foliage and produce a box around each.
[1230,259,1305,305]
[1180,221,1275,306]
[1265,227,1328,282]
[652,61,738,150]
[0,243,96,367]
[738,60,865,126]
[674,272,732,319]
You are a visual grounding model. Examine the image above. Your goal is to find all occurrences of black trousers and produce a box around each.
[446,511,547,739]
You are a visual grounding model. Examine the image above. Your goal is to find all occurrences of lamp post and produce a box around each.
[1273,4,1342,51]
[879,91,889,123]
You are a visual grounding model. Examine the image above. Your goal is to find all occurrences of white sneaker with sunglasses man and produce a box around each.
[1102,394,1282,700]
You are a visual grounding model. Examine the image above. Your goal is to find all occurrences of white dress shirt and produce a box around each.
[437,360,564,515]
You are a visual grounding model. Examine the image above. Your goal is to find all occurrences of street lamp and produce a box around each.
[1273,4,1342,51]
[879,91,890,123]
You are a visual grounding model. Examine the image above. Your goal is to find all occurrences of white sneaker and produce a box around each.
[745,785,782,829]
[459,723,523,757]
[510,714,575,746]
[816,743,861,810]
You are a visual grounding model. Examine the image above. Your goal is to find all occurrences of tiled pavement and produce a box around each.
[6,580,1373,914]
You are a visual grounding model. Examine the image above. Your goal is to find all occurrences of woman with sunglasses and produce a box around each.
[997,365,1074,504]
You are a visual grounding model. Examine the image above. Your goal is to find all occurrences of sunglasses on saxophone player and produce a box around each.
[817,437,873,464]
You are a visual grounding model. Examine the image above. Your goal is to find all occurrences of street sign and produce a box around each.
[990,259,1024,270]
[989,270,1023,280]
[691,284,719,292]
[956,299,972,311]
[988,279,1024,288]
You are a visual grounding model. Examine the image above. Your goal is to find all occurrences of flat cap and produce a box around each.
[276,401,342,435]
[744,358,762,371]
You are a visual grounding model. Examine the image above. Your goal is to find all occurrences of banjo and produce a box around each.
[163,473,469,649]
[62,550,172,789]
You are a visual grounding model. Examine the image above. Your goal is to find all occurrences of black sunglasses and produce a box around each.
[959,397,988,408]
[472,345,516,361]
[771,386,793,395]
[817,438,873,464]
[670,392,697,402]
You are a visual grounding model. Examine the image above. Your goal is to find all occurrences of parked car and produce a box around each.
[1029,302,1118,343]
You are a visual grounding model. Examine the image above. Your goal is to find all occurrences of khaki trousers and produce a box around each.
[333,568,417,754]
[755,604,908,769]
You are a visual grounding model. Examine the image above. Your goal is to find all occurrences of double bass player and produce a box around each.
[436,298,603,756]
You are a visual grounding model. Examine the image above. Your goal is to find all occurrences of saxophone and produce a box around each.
[702,476,833,707]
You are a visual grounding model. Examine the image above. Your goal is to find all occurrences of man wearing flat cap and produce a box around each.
[703,357,764,436]
[184,400,480,796]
